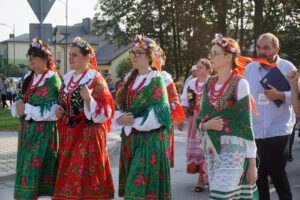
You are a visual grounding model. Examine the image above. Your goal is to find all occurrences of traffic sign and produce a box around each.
[29,23,53,45]
[27,0,56,22]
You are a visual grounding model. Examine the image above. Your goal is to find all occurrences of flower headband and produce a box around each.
[30,38,52,56]
[131,34,156,50]
[156,45,167,60]
[70,37,94,54]
[212,33,239,55]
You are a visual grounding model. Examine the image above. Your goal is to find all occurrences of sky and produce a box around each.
[0,0,98,42]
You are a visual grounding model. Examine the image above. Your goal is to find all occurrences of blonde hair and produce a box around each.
[217,37,241,70]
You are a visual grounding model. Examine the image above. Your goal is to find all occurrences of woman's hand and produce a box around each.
[116,112,134,126]
[16,101,25,116]
[80,85,93,102]
[80,85,93,110]
[55,106,65,119]
[246,158,258,185]
[202,116,224,131]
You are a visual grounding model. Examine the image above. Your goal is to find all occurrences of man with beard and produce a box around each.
[244,33,296,200]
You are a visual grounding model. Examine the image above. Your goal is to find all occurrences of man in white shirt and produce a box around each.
[244,33,295,200]
[184,64,197,87]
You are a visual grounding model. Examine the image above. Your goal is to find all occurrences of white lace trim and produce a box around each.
[204,144,247,192]
[63,69,96,93]
[221,135,256,158]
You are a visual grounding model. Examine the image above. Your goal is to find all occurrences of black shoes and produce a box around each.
[195,186,204,192]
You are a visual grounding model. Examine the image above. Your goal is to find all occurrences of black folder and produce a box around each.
[259,67,290,107]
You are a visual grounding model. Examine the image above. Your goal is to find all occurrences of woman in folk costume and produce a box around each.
[11,38,61,200]
[113,34,172,200]
[180,58,211,192]
[53,37,115,199]
[155,45,186,168]
[196,34,258,199]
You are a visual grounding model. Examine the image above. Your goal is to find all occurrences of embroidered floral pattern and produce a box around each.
[14,73,61,200]
[54,71,115,199]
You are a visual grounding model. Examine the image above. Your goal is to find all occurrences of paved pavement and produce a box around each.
[1,128,300,199]
[0,130,121,177]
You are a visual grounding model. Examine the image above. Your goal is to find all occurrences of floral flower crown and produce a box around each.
[212,33,239,55]
[70,37,94,54]
[131,34,156,50]
[156,45,167,60]
[30,38,52,56]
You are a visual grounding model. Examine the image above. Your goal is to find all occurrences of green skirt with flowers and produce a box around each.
[118,128,171,200]
[14,120,58,200]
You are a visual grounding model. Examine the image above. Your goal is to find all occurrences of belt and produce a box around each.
[131,126,167,134]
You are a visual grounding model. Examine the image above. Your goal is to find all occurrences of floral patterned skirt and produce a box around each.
[53,123,114,200]
[169,124,175,168]
[186,111,206,175]
[119,129,171,200]
[14,120,58,200]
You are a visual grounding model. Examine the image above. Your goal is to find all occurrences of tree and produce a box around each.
[116,56,132,79]
[93,0,300,77]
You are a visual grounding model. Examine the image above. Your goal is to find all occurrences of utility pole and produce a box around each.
[13,24,15,70]
[0,23,15,74]
[240,0,244,53]
[65,0,68,74]
[40,0,43,40]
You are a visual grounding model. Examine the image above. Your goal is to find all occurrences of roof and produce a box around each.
[1,33,29,43]
[55,24,103,45]
[54,18,107,45]
[95,43,131,65]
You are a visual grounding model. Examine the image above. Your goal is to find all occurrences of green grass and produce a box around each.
[0,109,20,131]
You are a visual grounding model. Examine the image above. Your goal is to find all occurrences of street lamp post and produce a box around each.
[0,23,15,76]
[65,0,68,74]
[58,0,68,74]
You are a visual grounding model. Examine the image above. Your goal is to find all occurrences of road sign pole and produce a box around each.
[28,0,56,41]
[40,0,43,40]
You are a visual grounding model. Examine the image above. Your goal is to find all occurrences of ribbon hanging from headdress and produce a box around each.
[212,33,279,115]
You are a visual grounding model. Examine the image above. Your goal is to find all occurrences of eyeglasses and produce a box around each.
[26,54,36,60]
[129,50,147,58]
[208,51,227,58]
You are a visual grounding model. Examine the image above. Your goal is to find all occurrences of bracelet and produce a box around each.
[199,122,206,131]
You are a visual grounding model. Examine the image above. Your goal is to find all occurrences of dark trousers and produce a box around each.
[1,94,8,108]
[289,123,297,157]
[256,135,292,200]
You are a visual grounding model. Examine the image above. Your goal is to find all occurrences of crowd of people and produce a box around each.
[9,31,299,200]
[0,76,20,108]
